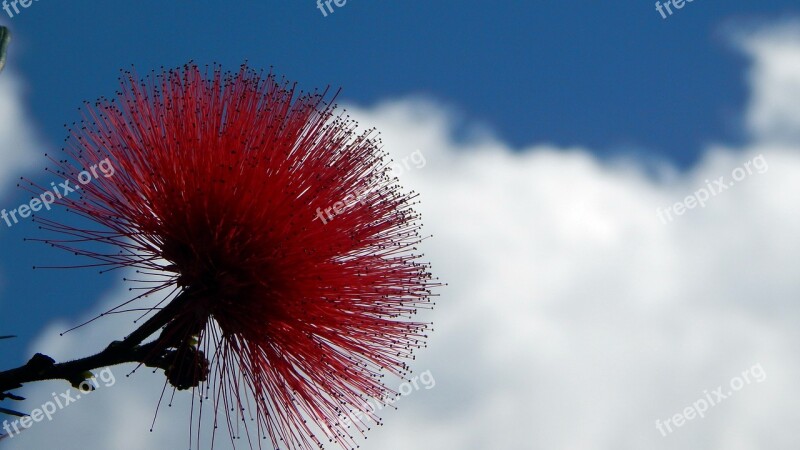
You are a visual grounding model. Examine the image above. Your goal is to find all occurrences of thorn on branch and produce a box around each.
[26,353,56,374]
[0,406,27,418]
[0,392,24,401]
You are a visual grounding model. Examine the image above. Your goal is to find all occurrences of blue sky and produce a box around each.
[2,2,800,449]
[5,1,798,164]
[0,0,792,390]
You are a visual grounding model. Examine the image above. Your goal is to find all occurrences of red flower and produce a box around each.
[34,64,437,449]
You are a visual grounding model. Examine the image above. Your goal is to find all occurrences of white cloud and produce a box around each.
[5,20,800,450]
[737,20,800,143]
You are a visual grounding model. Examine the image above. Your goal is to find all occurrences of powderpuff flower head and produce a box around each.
[31,63,438,449]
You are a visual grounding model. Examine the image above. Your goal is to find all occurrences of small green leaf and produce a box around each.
[0,26,10,74]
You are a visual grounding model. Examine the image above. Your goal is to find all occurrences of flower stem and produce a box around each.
[0,290,192,395]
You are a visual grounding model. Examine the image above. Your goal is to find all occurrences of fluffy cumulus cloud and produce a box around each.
[5,21,800,450]
[738,19,800,143]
